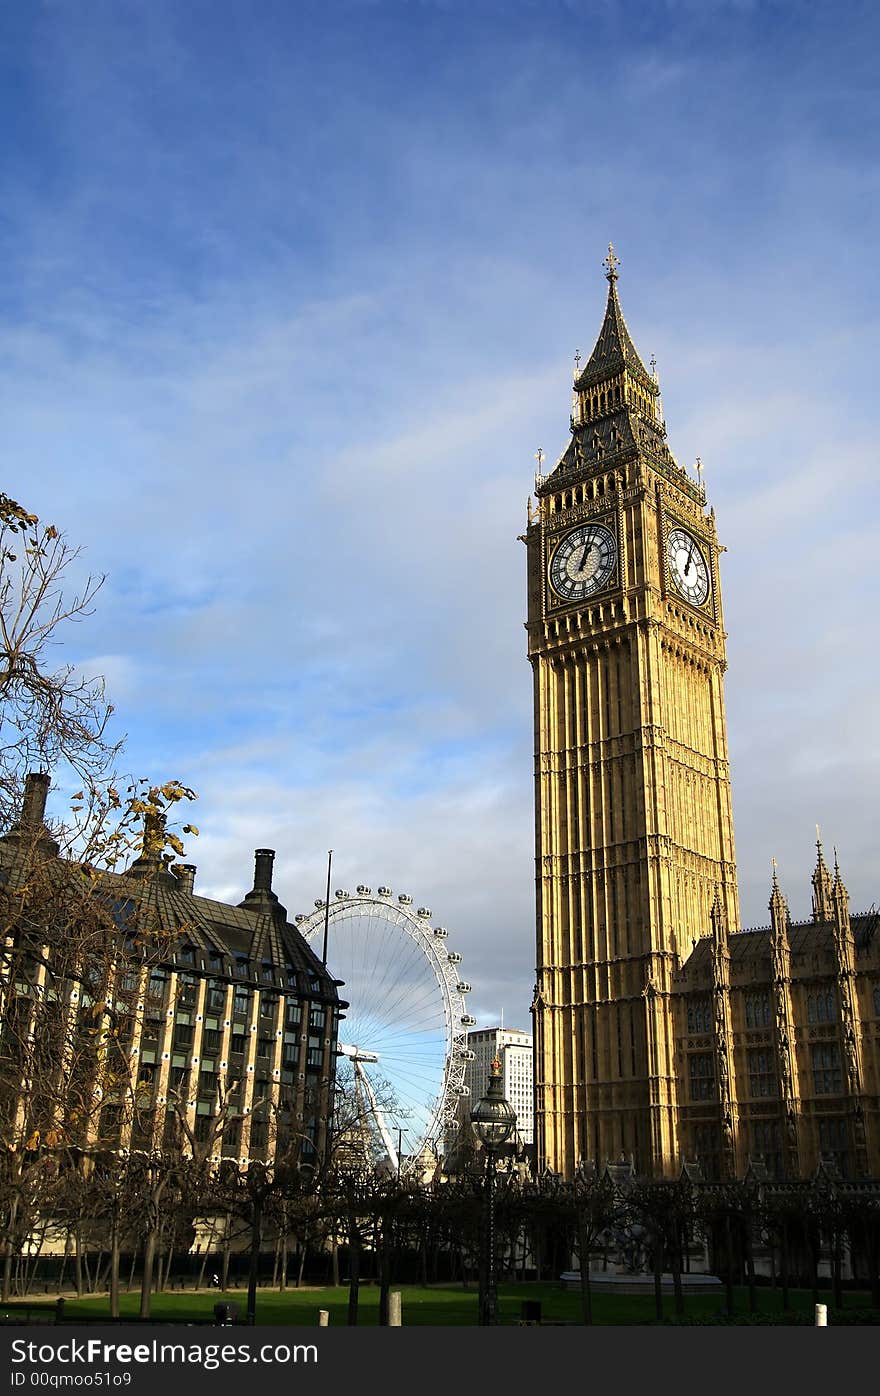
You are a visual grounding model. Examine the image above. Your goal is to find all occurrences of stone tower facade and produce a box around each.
[525,248,739,1178]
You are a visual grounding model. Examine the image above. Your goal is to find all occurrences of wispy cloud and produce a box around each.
[2,0,878,1028]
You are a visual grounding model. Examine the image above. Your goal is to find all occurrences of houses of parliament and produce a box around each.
[526,248,880,1183]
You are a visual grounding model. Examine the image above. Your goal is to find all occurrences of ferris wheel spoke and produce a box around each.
[298,890,470,1170]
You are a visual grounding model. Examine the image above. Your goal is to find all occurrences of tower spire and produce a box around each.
[603,242,620,283]
[811,826,834,923]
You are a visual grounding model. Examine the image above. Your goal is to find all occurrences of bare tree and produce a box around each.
[0,493,119,825]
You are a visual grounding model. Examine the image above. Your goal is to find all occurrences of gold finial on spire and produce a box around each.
[535,447,545,473]
[603,242,620,282]
[650,354,657,379]
[771,856,778,884]
[695,456,705,497]
[574,348,581,375]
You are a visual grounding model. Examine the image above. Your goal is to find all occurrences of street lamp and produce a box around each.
[470,1054,516,1325]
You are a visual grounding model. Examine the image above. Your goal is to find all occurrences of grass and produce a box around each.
[2,1281,878,1326]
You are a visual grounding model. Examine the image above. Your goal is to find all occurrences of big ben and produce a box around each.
[525,247,739,1179]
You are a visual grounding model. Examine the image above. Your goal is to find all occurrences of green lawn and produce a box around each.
[2,1281,878,1326]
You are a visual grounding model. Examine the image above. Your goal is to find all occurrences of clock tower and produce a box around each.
[525,248,739,1178]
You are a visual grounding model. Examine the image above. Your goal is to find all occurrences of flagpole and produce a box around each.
[321,849,332,964]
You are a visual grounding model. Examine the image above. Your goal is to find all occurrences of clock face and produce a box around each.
[549,522,617,601]
[667,526,710,606]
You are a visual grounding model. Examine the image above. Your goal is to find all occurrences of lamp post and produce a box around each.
[470,1054,516,1325]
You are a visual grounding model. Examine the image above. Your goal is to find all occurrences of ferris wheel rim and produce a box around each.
[295,890,472,1169]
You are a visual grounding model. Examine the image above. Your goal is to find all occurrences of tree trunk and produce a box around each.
[671,1226,684,1319]
[2,1193,18,1301]
[74,1230,83,1299]
[347,1229,361,1326]
[246,1199,262,1326]
[139,1229,158,1319]
[221,1213,232,1292]
[577,1216,593,1325]
[109,1219,120,1319]
[724,1215,734,1314]
[869,1222,880,1310]
[745,1223,757,1313]
[378,1248,390,1325]
[653,1243,664,1321]
[832,1229,843,1310]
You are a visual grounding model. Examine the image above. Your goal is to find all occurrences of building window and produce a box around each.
[194,1113,213,1143]
[177,975,198,1010]
[818,1117,850,1176]
[147,971,168,1004]
[745,991,772,1029]
[693,1122,720,1180]
[811,1042,843,1095]
[688,1053,715,1101]
[285,1001,302,1029]
[173,1022,194,1050]
[168,1065,189,1091]
[807,987,836,1024]
[202,1028,222,1055]
[747,1049,778,1099]
[686,997,712,1034]
[751,1119,783,1178]
[233,988,251,1019]
[206,982,226,1013]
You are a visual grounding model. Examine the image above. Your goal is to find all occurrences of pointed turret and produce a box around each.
[709,887,727,947]
[811,829,834,922]
[831,849,852,942]
[125,809,175,882]
[769,860,788,931]
[541,244,701,498]
[574,244,655,399]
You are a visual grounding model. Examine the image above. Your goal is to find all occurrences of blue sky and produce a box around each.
[2,0,878,1031]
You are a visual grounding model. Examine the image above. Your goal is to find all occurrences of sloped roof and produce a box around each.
[574,276,653,393]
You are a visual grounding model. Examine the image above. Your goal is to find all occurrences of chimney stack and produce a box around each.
[175,864,197,895]
[253,849,275,893]
[0,771,59,860]
[238,848,287,921]
[21,772,50,828]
